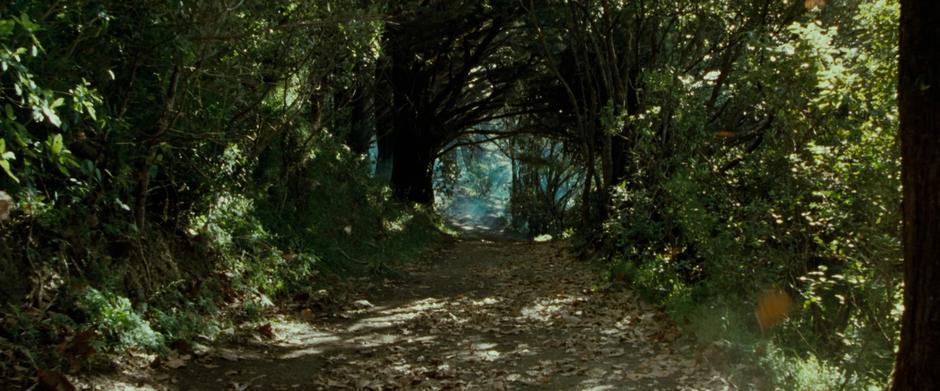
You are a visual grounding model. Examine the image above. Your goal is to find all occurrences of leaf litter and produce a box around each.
[135,239,734,389]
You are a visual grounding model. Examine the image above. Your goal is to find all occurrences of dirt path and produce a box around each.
[162,239,731,390]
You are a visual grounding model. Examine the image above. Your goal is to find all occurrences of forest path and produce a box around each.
[166,238,730,390]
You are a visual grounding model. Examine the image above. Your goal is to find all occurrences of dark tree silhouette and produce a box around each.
[380,0,527,204]
[893,0,940,389]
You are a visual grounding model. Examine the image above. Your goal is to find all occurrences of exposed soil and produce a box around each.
[101,237,733,390]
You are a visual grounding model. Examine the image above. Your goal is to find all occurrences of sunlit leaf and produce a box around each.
[49,133,64,155]
[0,160,18,183]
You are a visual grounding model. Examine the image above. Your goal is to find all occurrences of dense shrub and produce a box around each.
[0,2,445,383]
[601,1,901,388]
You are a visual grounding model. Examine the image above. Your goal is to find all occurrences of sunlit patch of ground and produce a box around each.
[518,294,586,322]
[142,239,734,390]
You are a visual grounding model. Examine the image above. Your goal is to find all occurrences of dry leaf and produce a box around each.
[716,130,736,138]
[755,287,793,330]
[256,323,277,339]
[0,191,12,222]
[353,299,374,309]
[805,0,826,9]
[165,356,187,369]
[217,349,241,362]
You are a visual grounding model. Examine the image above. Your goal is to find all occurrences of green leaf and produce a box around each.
[17,13,39,32]
[0,20,14,37]
[11,124,29,147]
[49,134,64,155]
[42,103,61,127]
[56,156,74,176]
[85,103,97,120]
[0,160,18,183]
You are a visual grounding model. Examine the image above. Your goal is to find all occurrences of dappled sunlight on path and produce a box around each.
[163,239,730,390]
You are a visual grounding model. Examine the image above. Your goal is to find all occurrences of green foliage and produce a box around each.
[0,1,441,381]
[598,0,901,387]
[435,138,517,232]
[0,12,94,189]
[248,128,446,281]
[151,306,219,345]
[507,136,581,236]
[760,343,883,391]
[76,288,161,350]
[0,0,906,387]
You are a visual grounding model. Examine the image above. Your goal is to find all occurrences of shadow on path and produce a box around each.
[148,238,730,390]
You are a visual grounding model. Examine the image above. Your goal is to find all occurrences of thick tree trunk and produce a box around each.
[892,1,940,389]
[390,135,435,205]
[346,86,371,155]
[386,27,438,205]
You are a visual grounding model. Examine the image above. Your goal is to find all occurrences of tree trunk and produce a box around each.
[580,140,596,230]
[599,134,613,221]
[346,86,371,155]
[386,27,437,205]
[611,66,640,187]
[375,131,394,181]
[611,135,628,186]
[893,1,940,389]
[374,50,394,181]
[390,135,436,205]
[134,66,181,232]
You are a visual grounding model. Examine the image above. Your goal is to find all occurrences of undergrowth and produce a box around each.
[596,2,902,389]
[0,136,448,386]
